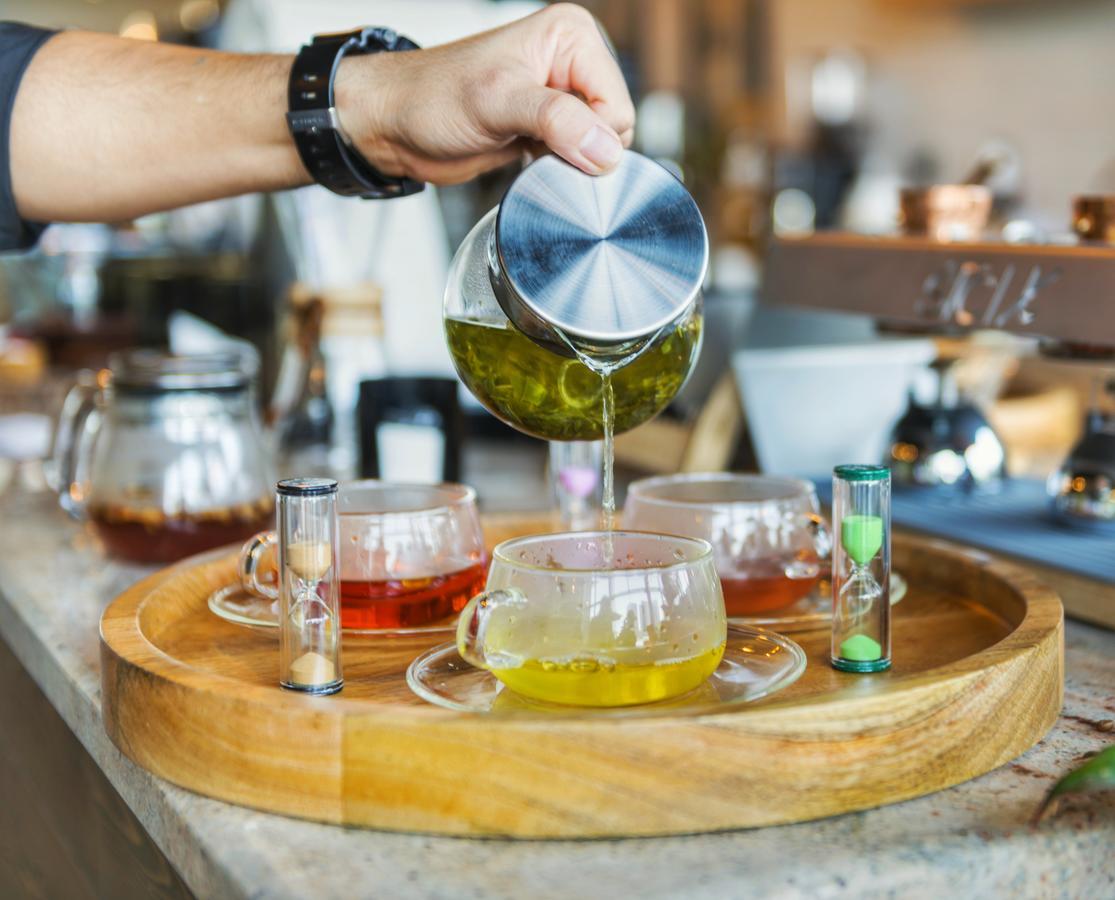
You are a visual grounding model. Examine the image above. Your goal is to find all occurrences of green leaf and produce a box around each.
[1035,744,1115,822]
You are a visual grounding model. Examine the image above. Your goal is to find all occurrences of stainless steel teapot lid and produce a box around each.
[492,151,708,349]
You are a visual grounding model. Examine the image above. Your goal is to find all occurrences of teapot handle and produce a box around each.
[239,530,279,601]
[49,371,101,519]
[456,587,526,671]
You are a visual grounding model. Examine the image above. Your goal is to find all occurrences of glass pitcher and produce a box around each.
[443,152,707,442]
[51,349,274,563]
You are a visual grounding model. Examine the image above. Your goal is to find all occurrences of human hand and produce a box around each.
[336,4,636,184]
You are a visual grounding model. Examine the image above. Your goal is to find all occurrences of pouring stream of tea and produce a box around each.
[562,329,664,564]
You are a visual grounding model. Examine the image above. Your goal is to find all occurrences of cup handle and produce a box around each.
[806,512,833,560]
[239,530,279,600]
[49,372,100,518]
[456,587,526,671]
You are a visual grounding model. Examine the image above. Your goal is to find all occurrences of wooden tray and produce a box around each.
[101,524,1063,838]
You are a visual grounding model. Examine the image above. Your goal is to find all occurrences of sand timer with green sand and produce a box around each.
[831,465,892,673]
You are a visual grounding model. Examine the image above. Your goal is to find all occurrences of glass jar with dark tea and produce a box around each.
[51,350,274,563]
[443,152,708,443]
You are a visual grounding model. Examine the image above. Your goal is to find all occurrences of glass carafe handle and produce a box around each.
[239,530,279,600]
[456,587,526,671]
[48,371,101,518]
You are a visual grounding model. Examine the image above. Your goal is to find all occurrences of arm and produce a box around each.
[10,4,634,224]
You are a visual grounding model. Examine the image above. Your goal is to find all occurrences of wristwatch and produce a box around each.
[287,27,424,200]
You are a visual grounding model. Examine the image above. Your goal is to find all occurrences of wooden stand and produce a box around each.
[101,529,1063,838]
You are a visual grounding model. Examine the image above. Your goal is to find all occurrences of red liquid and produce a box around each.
[90,501,274,564]
[720,572,819,616]
[339,560,488,629]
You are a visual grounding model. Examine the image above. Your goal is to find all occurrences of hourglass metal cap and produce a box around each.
[834,465,891,482]
[277,477,338,496]
[492,151,708,352]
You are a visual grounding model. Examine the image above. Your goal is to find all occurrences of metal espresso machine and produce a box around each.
[762,192,1115,628]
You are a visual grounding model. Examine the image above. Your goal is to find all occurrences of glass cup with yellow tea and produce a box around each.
[456,531,726,707]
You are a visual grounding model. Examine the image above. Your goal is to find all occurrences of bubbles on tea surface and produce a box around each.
[673,549,685,561]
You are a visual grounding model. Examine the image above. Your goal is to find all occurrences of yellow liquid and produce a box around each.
[444,312,701,441]
[491,643,726,707]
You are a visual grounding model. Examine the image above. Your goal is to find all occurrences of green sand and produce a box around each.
[839,633,883,662]
[841,514,883,565]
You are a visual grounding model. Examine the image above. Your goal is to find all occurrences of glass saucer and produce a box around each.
[406,624,807,716]
[730,571,907,632]
[207,584,456,636]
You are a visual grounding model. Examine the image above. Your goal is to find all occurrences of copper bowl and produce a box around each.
[899,185,992,242]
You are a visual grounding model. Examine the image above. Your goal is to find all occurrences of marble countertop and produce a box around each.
[1,485,1112,899]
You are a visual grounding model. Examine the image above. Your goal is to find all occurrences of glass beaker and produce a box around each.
[456,531,726,707]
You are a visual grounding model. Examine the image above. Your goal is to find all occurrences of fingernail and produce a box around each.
[579,125,623,171]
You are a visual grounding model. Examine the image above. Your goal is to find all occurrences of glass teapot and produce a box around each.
[51,349,274,563]
[444,151,708,441]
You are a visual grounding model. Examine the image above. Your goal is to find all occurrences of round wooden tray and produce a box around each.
[100,524,1063,838]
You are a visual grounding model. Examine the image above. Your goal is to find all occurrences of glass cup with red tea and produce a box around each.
[241,480,486,630]
[624,473,831,617]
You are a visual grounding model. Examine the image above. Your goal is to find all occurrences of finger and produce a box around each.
[547,7,636,139]
[502,85,623,175]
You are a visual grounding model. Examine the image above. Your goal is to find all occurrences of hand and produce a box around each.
[336,4,636,185]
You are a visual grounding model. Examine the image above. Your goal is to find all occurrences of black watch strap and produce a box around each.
[287,27,424,200]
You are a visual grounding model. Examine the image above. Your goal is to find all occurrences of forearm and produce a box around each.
[7,7,635,224]
[10,31,310,222]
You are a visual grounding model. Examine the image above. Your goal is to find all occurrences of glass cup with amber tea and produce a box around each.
[50,350,274,564]
[624,474,831,617]
[456,531,726,707]
[242,480,487,630]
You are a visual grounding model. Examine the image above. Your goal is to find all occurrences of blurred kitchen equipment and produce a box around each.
[732,338,935,477]
[765,188,1115,627]
[766,194,1115,348]
[270,295,335,479]
[1072,195,1115,243]
[51,350,274,563]
[898,185,992,244]
[548,440,602,530]
[444,151,706,441]
[357,378,462,483]
[887,358,1007,489]
[1049,376,1115,528]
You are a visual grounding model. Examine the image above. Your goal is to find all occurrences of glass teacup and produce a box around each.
[456,531,726,707]
[241,481,487,630]
[624,474,831,616]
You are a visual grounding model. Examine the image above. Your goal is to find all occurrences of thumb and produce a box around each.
[512,86,624,175]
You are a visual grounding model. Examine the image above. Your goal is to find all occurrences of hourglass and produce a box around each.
[277,478,343,694]
[831,466,892,673]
